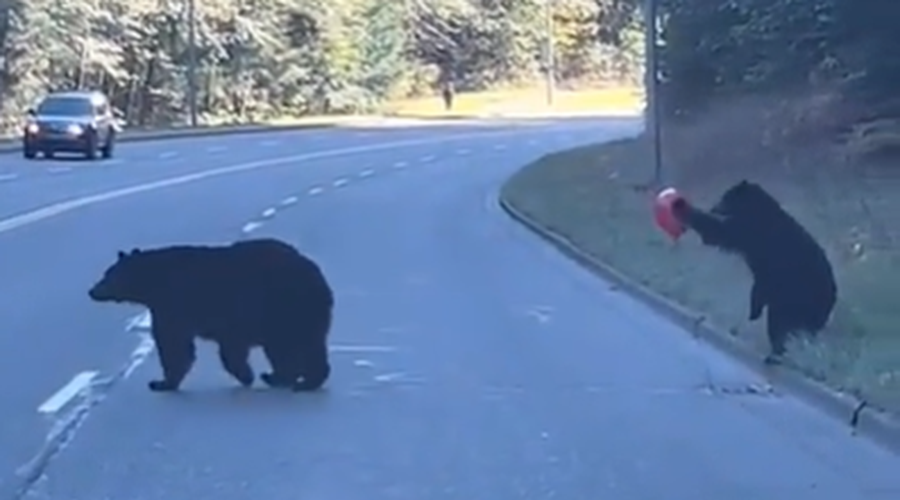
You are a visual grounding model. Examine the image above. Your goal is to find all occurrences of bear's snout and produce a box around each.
[88,284,109,301]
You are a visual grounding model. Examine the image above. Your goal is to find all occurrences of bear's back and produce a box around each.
[142,238,333,321]
[227,238,332,303]
[726,187,836,301]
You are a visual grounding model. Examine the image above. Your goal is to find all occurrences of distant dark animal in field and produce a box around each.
[672,180,837,362]
[88,238,334,392]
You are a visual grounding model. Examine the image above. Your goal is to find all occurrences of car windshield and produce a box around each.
[36,97,93,116]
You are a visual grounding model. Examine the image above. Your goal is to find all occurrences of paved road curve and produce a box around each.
[0,119,583,493]
[0,118,897,500]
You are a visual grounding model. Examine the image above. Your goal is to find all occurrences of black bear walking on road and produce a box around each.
[89,238,334,392]
[672,180,837,362]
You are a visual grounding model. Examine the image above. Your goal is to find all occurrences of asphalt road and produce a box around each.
[0,118,897,500]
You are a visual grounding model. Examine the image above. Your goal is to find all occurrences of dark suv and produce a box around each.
[22,91,120,160]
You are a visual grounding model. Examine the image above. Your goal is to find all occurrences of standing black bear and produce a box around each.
[89,238,334,392]
[671,180,838,363]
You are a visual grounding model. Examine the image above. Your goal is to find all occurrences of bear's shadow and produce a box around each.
[152,384,332,413]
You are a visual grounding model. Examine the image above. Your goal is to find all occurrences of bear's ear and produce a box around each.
[117,250,127,260]
[129,248,141,255]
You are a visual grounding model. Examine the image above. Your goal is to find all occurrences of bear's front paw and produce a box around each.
[262,372,301,390]
[236,373,254,388]
[290,379,324,392]
[230,369,254,387]
[671,198,688,217]
[762,354,783,366]
[260,372,284,388]
[148,379,180,392]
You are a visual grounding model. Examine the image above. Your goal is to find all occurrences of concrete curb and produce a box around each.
[498,191,900,454]
[0,121,337,154]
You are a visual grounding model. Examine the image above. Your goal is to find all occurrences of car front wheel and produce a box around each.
[84,133,99,160]
[22,140,38,159]
[100,129,115,159]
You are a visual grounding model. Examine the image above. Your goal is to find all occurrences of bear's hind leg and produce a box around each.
[763,307,792,365]
[294,340,331,392]
[217,340,255,387]
[260,341,303,390]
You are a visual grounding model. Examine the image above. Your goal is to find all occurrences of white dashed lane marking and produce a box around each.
[242,221,264,233]
[127,311,152,331]
[260,140,280,147]
[233,149,484,249]
[456,148,470,154]
[493,144,507,150]
[38,371,98,415]
[330,345,397,353]
[0,174,18,182]
[206,146,227,153]
[158,151,178,159]
[279,196,298,206]
[374,372,406,383]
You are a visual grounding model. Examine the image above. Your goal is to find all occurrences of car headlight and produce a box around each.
[66,124,84,135]
[25,123,39,134]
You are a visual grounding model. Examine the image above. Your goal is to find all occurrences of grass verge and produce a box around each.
[501,134,900,414]
[381,86,643,117]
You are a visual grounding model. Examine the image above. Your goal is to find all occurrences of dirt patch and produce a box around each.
[501,95,900,413]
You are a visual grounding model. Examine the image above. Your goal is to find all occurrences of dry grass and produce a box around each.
[501,94,900,413]
[380,86,644,117]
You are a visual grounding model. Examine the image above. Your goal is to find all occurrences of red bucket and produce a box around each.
[653,187,686,240]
